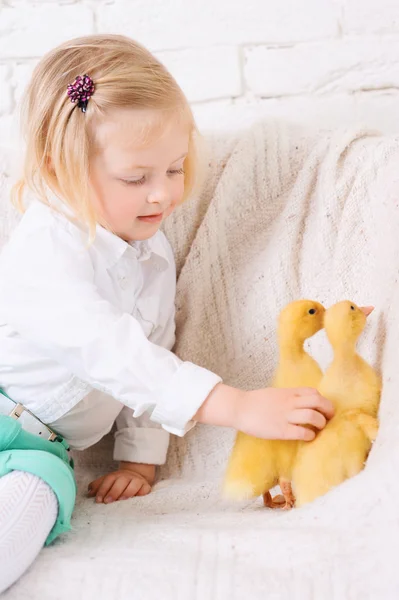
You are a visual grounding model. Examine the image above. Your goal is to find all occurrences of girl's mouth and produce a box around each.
[137,213,163,224]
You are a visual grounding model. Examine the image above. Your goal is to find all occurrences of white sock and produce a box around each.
[0,470,58,594]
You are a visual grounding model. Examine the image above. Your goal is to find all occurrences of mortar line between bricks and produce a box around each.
[0,58,39,65]
[237,45,246,95]
[2,34,399,64]
[242,36,399,51]
[92,3,99,33]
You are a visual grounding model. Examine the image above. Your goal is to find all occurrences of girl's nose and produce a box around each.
[147,185,170,205]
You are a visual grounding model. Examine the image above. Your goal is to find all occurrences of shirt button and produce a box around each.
[119,276,129,290]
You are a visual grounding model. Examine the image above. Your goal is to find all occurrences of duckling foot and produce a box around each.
[279,479,295,510]
[263,492,286,508]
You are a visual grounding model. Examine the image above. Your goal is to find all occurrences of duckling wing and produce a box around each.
[344,411,379,442]
[292,419,370,507]
[223,432,279,500]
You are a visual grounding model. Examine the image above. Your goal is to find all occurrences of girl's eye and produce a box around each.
[122,177,146,186]
[121,168,184,186]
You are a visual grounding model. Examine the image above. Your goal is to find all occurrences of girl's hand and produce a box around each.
[233,387,334,441]
[195,384,334,441]
[88,462,155,504]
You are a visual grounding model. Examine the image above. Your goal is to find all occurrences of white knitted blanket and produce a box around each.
[2,121,399,599]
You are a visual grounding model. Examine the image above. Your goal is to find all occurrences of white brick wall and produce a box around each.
[1,0,399,168]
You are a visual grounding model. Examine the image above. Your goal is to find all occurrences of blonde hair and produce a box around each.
[12,34,198,240]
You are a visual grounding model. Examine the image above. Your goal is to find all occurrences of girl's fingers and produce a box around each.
[120,479,151,500]
[136,482,152,497]
[89,473,152,503]
[291,387,318,396]
[103,477,132,503]
[284,424,316,441]
[88,476,105,497]
[294,392,334,420]
[95,475,118,503]
[289,408,327,431]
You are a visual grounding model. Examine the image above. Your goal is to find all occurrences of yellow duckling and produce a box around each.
[223,299,325,508]
[292,301,381,508]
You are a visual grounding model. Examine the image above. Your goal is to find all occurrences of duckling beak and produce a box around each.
[359,306,374,317]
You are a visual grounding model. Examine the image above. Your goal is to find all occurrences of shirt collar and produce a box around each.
[94,225,170,271]
[31,196,170,272]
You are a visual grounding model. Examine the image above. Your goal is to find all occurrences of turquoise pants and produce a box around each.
[0,415,77,545]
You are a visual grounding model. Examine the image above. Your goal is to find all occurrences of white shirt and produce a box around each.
[0,200,221,463]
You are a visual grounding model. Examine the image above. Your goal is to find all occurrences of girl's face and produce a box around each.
[90,108,190,241]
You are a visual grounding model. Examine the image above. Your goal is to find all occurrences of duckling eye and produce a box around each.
[350,305,355,311]
[308,308,316,315]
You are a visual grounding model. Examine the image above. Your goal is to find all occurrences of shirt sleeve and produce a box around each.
[114,406,170,465]
[0,224,222,436]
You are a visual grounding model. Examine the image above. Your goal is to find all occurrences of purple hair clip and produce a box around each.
[67,74,95,113]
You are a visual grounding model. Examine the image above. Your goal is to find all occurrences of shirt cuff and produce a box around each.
[113,427,170,465]
[150,362,222,437]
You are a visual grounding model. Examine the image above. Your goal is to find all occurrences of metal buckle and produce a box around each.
[9,403,25,419]
[9,402,58,442]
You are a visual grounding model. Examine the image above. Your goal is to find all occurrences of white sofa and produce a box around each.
[1,121,399,599]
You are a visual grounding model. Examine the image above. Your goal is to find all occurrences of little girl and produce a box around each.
[0,34,333,592]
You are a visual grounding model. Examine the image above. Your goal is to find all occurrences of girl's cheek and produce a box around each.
[165,204,175,217]
[175,180,185,202]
